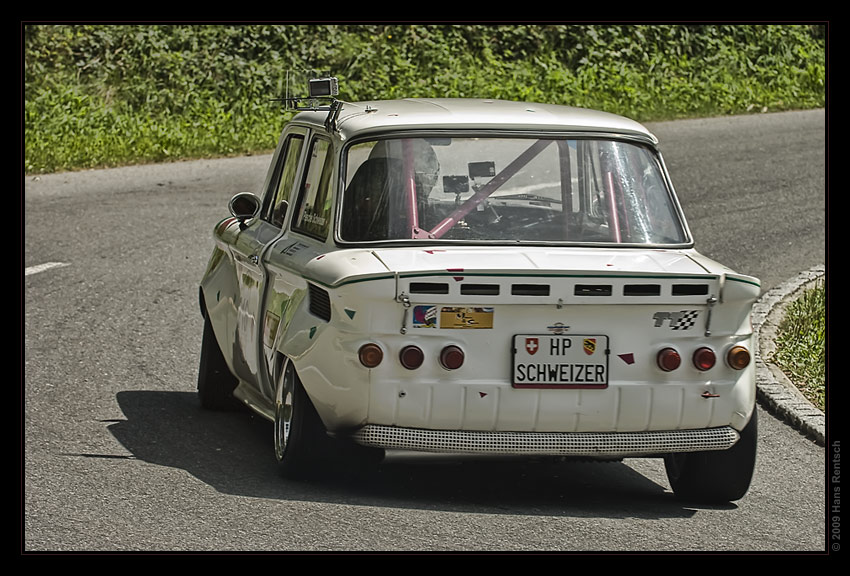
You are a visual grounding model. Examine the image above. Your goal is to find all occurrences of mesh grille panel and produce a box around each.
[351,425,739,456]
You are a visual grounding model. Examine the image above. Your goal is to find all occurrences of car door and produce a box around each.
[259,134,336,398]
[227,127,308,394]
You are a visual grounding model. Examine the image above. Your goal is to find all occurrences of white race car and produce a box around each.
[198,87,760,502]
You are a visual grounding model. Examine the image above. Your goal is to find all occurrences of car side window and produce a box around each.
[292,137,334,240]
[267,134,305,227]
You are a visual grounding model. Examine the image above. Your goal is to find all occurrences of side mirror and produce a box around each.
[228,192,262,224]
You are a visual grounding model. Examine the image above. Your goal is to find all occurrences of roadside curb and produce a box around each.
[752,265,825,446]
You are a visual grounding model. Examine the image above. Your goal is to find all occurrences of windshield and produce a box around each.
[340,137,688,245]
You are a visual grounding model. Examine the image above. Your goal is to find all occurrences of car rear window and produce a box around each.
[340,137,687,245]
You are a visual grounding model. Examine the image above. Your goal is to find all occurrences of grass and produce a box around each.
[772,282,826,411]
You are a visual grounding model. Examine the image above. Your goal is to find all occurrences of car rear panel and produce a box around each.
[293,247,759,440]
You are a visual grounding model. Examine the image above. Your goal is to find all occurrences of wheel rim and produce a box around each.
[274,362,295,461]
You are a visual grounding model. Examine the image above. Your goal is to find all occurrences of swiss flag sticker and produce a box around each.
[525,338,539,355]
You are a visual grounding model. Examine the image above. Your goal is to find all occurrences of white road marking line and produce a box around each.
[25,262,70,276]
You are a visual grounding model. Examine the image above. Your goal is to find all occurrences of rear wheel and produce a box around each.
[274,359,385,478]
[274,360,332,478]
[197,315,241,411]
[664,410,758,503]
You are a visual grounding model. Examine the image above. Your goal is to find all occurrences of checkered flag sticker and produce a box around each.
[671,310,700,330]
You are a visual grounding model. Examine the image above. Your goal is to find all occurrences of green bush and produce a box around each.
[24,24,825,173]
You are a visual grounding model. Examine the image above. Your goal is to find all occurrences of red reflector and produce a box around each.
[693,347,716,371]
[399,345,424,370]
[358,343,383,368]
[439,345,464,370]
[657,347,681,372]
[727,345,751,370]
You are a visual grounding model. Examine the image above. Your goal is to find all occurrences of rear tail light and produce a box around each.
[399,345,424,370]
[657,347,681,372]
[727,345,751,370]
[439,345,465,370]
[693,347,716,371]
[358,343,383,368]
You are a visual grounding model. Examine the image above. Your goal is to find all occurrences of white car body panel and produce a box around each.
[280,246,758,435]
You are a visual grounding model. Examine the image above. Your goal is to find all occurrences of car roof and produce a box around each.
[290,98,658,144]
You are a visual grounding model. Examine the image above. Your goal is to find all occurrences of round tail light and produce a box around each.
[657,347,681,372]
[439,345,464,370]
[399,345,424,370]
[727,345,751,370]
[693,347,716,371]
[358,343,383,368]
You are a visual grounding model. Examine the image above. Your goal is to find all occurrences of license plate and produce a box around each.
[512,335,609,388]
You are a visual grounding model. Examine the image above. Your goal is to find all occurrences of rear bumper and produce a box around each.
[349,424,740,458]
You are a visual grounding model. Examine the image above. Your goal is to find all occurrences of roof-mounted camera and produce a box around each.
[275,70,343,132]
[308,77,339,98]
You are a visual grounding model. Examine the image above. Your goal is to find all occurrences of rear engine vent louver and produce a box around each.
[308,284,332,321]
[624,284,661,296]
[461,284,500,295]
[512,284,551,296]
[672,284,710,296]
[575,284,612,296]
[410,282,449,294]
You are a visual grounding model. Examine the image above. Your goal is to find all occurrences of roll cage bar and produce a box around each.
[396,137,635,242]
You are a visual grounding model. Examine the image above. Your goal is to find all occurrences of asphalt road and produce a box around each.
[23,109,826,552]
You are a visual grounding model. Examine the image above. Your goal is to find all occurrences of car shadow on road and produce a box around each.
[108,390,736,519]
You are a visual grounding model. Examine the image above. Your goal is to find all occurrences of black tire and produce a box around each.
[274,360,385,479]
[274,360,333,478]
[197,315,241,411]
[664,409,758,503]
